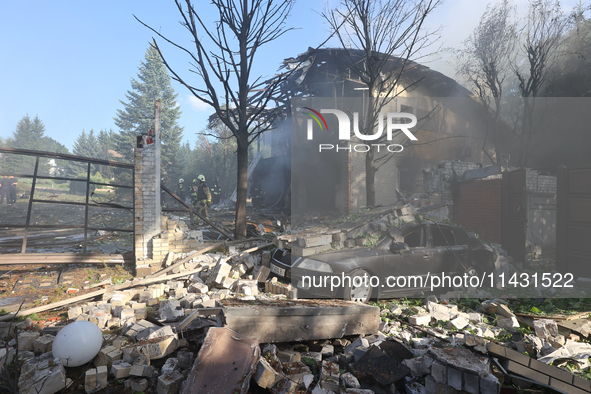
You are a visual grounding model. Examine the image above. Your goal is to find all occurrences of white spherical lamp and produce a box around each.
[52,321,103,367]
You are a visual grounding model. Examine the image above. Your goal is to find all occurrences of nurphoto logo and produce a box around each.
[301,107,418,153]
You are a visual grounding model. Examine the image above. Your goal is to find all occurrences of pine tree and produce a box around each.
[113,45,184,180]
[6,115,47,173]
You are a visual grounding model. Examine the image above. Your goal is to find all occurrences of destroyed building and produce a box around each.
[261,47,520,213]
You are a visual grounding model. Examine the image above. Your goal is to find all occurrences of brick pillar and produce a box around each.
[134,100,162,273]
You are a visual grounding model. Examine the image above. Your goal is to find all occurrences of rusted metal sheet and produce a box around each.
[502,169,527,263]
[557,166,591,279]
[221,301,380,343]
[183,327,259,394]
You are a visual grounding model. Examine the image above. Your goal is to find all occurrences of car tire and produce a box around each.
[343,269,373,303]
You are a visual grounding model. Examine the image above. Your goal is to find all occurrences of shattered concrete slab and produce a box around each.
[18,352,66,394]
[183,327,259,394]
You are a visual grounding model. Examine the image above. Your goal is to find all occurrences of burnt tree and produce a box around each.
[323,0,441,207]
[136,0,296,239]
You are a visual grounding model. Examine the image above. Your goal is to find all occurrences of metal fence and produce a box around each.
[0,147,134,255]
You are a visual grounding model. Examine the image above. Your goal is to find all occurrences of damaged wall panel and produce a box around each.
[221,301,380,343]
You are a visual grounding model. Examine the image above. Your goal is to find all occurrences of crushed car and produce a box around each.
[271,221,495,302]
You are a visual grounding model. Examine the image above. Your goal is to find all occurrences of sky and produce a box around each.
[0,0,584,152]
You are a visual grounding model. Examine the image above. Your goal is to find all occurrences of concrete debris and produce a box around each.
[18,352,67,394]
[7,230,591,394]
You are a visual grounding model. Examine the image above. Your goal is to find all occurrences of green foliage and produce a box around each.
[114,45,184,181]
[3,115,69,174]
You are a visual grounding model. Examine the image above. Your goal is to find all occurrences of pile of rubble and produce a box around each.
[4,277,591,394]
[1,224,591,393]
[281,204,417,258]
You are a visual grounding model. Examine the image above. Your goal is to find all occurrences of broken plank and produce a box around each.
[0,253,125,265]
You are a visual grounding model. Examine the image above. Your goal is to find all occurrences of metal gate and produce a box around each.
[0,147,134,263]
[502,169,527,264]
[556,166,591,278]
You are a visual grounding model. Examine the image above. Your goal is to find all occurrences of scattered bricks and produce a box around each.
[161,357,179,375]
[431,361,446,384]
[188,283,208,294]
[18,353,66,394]
[447,367,462,391]
[427,301,458,321]
[344,337,369,354]
[157,370,184,394]
[447,316,469,330]
[341,372,361,388]
[355,238,367,247]
[406,382,426,394]
[143,336,179,360]
[291,244,332,257]
[130,364,148,377]
[533,319,559,340]
[424,375,438,394]
[479,373,500,394]
[139,291,152,303]
[262,251,271,266]
[297,234,332,248]
[302,352,322,363]
[147,298,158,306]
[136,264,152,277]
[495,304,515,318]
[159,300,184,321]
[130,377,149,392]
[111,360,132,379]
[110,293,126,307]
[134,308,148,320]
[254,357,281,389]
[278,350,301,363]
[106,348,123,370]
[464,334,487,348]
[32,335,54,354]
[206,260,232,284]
[177,349,194,370]
[96,365,108,390]
[403,356,428,377]
[68,306,82,320]
[497,316,519,329]
[18,332,40,351]
[344,239,356,248]
[120,308,135,321]
[321,344,334,357]
[253,266,271,283]
[94,346,117,367]
[85,368,97,393]
[409,313,431,326]
[463,372,479,394]
[468,313,483,324]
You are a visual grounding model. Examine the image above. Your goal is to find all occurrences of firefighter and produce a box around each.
[9,176,18,204]
[195,174,211,223]
[211,177,221,205]
[190,178,199,207]
[176,178,186,202]
[250,177,266,209]
[0,176,8,204]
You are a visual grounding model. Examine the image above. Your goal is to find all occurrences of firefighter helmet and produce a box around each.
[179,178,184,183]
[198,175,205,182]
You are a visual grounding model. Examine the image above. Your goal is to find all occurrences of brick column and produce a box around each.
[134,100,162,273]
